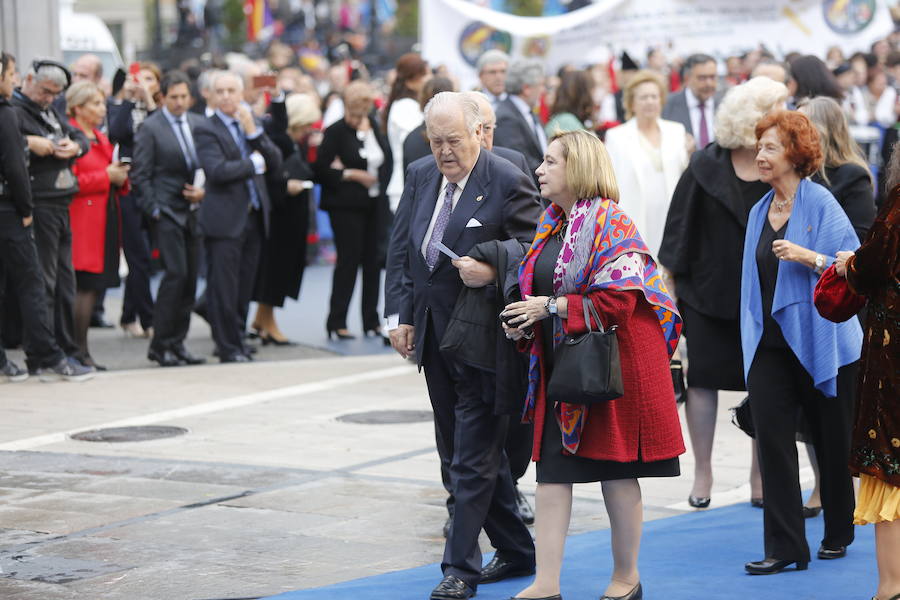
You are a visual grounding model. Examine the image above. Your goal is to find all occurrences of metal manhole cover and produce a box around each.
[70,426,188,442]
[336,410,433,424]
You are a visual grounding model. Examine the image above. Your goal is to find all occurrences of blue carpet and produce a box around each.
[266,502,876,600]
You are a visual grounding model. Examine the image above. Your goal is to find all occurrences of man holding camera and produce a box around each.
[0,52,93,382]
[11,58,92,372]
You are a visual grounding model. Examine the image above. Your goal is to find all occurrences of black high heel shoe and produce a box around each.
[802,505,822,518]
[745,558,808,575]
[327,328,356,340]
[260,332,298,346]
[688,495,710,508]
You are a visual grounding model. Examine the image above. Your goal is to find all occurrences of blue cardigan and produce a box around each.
[740,179,863,397]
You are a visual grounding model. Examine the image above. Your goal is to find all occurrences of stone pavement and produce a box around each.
[0,266,814,600]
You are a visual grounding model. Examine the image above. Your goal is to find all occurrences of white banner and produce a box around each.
[421,0,897,89]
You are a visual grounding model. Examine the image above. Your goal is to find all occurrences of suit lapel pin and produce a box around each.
[475,195,484,202]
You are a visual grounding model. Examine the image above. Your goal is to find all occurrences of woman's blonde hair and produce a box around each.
[715,76,788,149]
[799,96,873,185]
[622,69,667,120]
[65,81,102,117]
[550,129,619,202]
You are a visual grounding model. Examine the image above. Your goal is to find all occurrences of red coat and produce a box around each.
[68,122,126,273]
[530,289,685,463]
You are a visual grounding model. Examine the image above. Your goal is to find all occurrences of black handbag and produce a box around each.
[730,396,755,438]
[546,296,624,405]
[671,359,686,404]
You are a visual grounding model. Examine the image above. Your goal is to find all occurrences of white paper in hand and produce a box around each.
[436,242,460,260]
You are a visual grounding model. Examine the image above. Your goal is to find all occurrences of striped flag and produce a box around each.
[244,0,274,42]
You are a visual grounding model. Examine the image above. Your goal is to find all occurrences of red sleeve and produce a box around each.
[72,160,111,195]
[563,289,640,334]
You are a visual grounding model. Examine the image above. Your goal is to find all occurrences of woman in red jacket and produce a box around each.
[502,130,684,600]
[66,81,130,369]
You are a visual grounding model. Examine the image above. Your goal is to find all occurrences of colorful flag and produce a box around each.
[244,0,274,42]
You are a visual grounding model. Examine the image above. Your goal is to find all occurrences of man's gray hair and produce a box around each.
[462,91,494,124]
[505,59,544,96]
[198,69,223,92]
[209,70,244,91]
[424,92,480,133]
[29,59,68,88]
[476,49,510,74]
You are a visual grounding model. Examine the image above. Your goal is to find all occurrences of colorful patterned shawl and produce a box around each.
[519,197,682,454]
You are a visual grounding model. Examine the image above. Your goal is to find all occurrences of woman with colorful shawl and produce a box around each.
[501,130,684,600]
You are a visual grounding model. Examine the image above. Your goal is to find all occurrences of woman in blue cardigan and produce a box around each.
[741,110,863,575]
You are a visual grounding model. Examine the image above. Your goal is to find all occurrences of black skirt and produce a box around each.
[679,300,746,391]
[532,235,679,484]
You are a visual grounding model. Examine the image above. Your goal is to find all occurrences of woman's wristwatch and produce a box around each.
[543,296,558,316]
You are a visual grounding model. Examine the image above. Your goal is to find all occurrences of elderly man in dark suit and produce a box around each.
[386,92,540,600]
[194,71,282,363]
[494,59,547,184]
[133,71,207,367]
[662,53,722,149]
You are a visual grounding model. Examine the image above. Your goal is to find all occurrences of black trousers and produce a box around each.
[0,214,64,369]
[119,193,154,328]
[326,208,380,332]
[440,419,534,515]
[422,322,535,591]
[748,347,857,562]
[31,204,78,359]
[205,212,262,359]
[151,214,199,353]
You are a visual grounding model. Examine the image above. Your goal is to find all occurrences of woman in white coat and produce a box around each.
[604,70,690,257]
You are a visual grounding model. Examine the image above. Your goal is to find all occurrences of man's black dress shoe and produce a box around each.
[148,348,185,367]
[430,575,474,599]
[90,314,114,328]
[173,346,206,365]
[745,558,808,574]
[516,487,535,525]
[220,353,251,364]
[688,495,710,508]
[479,555,535,584]
[817,544,846,559]
[600,582,642,600]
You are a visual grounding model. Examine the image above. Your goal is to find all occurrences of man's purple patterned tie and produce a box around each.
[425,182,457,270]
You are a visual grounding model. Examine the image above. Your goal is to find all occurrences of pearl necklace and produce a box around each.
[773,191,796,213]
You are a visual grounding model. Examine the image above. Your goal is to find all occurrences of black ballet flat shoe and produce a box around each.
[688,495,710,508]
[327,328,356,340]
[509,595,562,600]
[751,497,764,508]
[817,544,846,559]
[600,582,642,600]
[803,506,822,518]
[745,558,808,575]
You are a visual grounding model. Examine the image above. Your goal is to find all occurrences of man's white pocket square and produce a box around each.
[465,218,482,228]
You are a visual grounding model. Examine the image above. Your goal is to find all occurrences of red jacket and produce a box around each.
[68,121,126,273]
[530,289,685,463]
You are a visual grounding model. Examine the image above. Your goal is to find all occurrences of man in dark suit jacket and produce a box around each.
[386,92,540,600]
[133,71,207,368]
[494,60,547,185]
[662,53,722,149]
[194,71,282,363]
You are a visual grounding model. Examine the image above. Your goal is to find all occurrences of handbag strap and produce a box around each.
[581,295,607,333]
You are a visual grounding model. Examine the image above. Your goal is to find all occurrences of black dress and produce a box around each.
[533,235,680,484]
[660,143,769,391]
[254,145,313,307]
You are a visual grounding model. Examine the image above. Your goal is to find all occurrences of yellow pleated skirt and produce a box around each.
[854,473,900,525]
